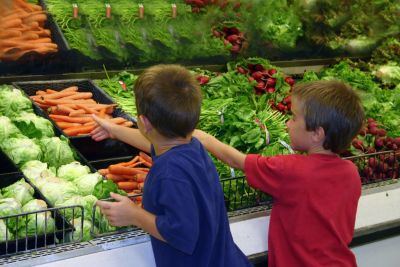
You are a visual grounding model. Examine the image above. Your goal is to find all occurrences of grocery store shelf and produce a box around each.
[1,181,399,266]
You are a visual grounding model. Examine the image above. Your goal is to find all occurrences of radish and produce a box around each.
[386,154,395,166]
[363,167,374,178]
[368,121,378,128]
[268,69,277,75]
[368,157,377,168]
[277,103,285,111]
[267,87,275,93]
[254,64,264,71]
[213,30,222,38]
[375,137,385,149]
[378,162,389,172]
[394,137,400,146]
[266,78,276,87]
[352,139,364,150]
[248,77,255,83]
[392,144,398,150]
[252,71,263,80]
[230,44,241,53]
[285,77,295,86]
[377,129,387,137]
[255,81,265,90]
[367,118,375,123]
[366,147,376,153]
[369,127,378,135]
[237,66,247,74]
[226,34,239,43]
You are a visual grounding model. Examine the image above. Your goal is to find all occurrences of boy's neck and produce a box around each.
[307,145,336,156]
[152,135,192,156]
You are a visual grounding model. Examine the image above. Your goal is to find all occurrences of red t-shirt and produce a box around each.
[245,153,361,267]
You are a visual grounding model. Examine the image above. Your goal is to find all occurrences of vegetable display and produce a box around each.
[0,0,58,61]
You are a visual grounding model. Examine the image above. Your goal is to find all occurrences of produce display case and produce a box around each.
[0,0,399,266]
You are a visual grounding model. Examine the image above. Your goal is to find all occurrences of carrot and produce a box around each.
[108,117,126,124]
[138,182,145,190]
[19,33,39,40]
[125,162,144,168]
[56,105,75,114]
[76,104,98,115]
[136,173,147,183]
[35,90,47,95]
[109,165,147,176]
[98,169,109,176]
[56,121,81,130]
[63,125,95,136]
[0,30,22,39]
[39,90,76,100]
[45,89,57,94]
[139,152,153,164]
[26,37,52,44]
[122,121,134,127]
[99,108,106,118]
[44,99,94,105]
[69,109,86,117]
[23,14,47,26]
[0,18,22,29]
[49,114,93,123]
[62,92,93,100]
[115,156,139,167]
[117,181,138,191]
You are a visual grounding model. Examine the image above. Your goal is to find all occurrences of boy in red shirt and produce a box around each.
[194,80,365,267]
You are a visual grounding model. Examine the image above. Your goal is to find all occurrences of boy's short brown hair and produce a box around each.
[134,64,202,138]
[292,80,365,153]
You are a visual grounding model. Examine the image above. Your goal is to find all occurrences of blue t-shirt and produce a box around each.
[142,138,252,267]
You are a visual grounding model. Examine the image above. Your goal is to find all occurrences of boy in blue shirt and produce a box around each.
[93,65,252,267]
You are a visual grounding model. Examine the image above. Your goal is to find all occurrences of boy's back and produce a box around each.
[245,153,361,267]
[143,137,251,267]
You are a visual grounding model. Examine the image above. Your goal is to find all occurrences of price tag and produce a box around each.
[171,3,177,18]
[138,4,144,19]
[72,3,78,18]
[105,3,111,18]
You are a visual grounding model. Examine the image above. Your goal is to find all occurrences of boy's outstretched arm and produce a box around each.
[193,129,246,170]
[90,115,151,153]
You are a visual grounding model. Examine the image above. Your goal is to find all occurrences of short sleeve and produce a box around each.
[155,178,199,255]
[244,154,285,199]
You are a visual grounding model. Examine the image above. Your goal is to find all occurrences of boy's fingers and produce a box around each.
[110,192,126,202]
[96,200,112,209]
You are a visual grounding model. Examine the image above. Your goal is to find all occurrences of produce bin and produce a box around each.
[0,172,80,256]
[0,151,19,177]
[13,79,137,161]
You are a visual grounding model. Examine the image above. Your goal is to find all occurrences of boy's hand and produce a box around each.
[96,192,139,227]
[90,115,116,141]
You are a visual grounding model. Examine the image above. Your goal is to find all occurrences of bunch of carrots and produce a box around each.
[30,86,134,136]
[0,0,58,61]
[98,152,152,204]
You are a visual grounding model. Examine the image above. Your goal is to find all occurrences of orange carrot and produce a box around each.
[36,90,46,95]
[116,156,139,167]
[138,182,145,190]
[76,104,98,115]
[108,117,126,124]
[45,89,57,94]
[99,108,106,118]
[63,125,95,136]
[55,121,81,130]
[39,90,76,100]
[139,152,153,164]
[44,99,94,105]
[0,30,22,39]
[98,169,109,176]
[62,92,93,100]
[0,18,22,29]
[117,181,138,191]
[49,114,93,123]
[121,121,134,127]
[109,165,147,176]
[56,105,75,114]
[136,173,147,183]
[69,109,86,117]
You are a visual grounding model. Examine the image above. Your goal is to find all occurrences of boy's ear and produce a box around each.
[311,126,326,143]
[139,115,153,133]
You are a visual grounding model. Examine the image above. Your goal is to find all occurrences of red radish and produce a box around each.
[226,34,239,43]
[268,69,277,75]
[367,118,375,123]
[352,139,364,150]
[392,144,398,150]
[287,103,292,110]
[368,121,378,128]
[267,87,275,93]
[378,162,389,172]
[359,128,367,136]
[366,147,376,153]
[394,137,400,146]
[252,71,263,80]
[285,77,295,86]
[213,30,221,37]
[237,66,247,74]
[196,75,209,85]
[230,44,241,53]
[255,81,265,90]
[368,157,377,168]
[369,127,378,135]
[266,78,276,87]
[377,129,387,137]
[363,167,374,178]
[254,64,265,71]
[277,103,285,111]
[375,138,385,149]
[386,154,395,166]
[248,77,255,83]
